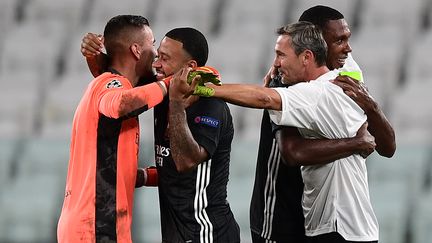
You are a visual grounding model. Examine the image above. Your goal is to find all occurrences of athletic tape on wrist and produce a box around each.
[193,85,215,97]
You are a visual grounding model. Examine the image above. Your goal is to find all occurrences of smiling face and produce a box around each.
[152,37,193,80]
[135,25,157,81]
[272,35,306,85]
[322,19,352,70]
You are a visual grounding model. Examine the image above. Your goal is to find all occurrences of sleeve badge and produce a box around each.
[106,79,123,89]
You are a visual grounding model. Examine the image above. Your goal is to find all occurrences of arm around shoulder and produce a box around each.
[276,122,376,166]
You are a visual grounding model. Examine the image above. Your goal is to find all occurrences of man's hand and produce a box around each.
[263,66,279,87]
[334,74,396,158]
[169,67,197,101]
[332,75,377,113]
[355,122,376,158]
[188,66,221,86]
[81,33,104,57]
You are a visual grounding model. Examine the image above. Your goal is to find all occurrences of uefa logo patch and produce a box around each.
[106,79,123,89]
[194,116,220,128]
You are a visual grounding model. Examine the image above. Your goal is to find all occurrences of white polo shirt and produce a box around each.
[268,69,379,241]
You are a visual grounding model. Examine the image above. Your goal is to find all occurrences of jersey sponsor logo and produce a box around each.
[155,144,170,157]
[155,144,170,167]
[194,116,219,128]
[106,79,123,89]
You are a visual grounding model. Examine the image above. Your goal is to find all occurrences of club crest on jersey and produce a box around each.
[106,79,122,89]
[194,116,219,128]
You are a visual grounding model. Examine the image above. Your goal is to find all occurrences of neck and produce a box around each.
[110,58,138,87]
[305,65,330,81]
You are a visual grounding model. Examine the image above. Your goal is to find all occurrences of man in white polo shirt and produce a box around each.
[170,21,380,243]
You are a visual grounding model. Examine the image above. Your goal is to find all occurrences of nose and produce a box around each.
[345,42,352,54]
[152,58,161,68]
[151,48,157,60]
[273,57,281,68]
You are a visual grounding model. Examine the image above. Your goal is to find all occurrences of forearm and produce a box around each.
[365,105,396,157]
[333,76,396,157]
[276,129,364,166]
[118,82,167,116]
[86,53,108,77]
[169,100,207,172]
[100,82,166,118]
[211,84,282,110]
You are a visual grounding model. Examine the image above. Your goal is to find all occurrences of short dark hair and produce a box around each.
[298,5,344,29]
[103,15,150,56]
[277,21,327,67]
[165,27,208,66]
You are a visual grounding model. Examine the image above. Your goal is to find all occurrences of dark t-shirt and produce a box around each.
[249,77,306,242]
[154,97,240,243]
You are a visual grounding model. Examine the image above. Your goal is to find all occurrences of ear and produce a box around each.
[131,43,141,60]
[186,59,198,68]
[302,50,314,66]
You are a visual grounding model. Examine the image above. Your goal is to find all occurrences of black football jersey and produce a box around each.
[249,77,306,242]
[154,97,240,243]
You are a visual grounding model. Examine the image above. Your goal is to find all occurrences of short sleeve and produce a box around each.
[186,98,231,157]
[268,84,321,130]
[97,76,130,119]
[269,81,367,139]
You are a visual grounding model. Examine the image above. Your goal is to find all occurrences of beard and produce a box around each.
[136,69,157,86]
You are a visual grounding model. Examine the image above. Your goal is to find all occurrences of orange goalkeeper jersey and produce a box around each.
[57,71,163,243]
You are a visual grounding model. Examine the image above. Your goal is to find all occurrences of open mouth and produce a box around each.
[337,58,347,67]
[155,72,166,81]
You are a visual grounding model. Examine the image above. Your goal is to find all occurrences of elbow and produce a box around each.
[258,90,281,110]
[281,157,299,167]
[117,93,131,117]
[117,105,128,118]
[175,164,194,173]
[174,158,196,173]
[117,92,140,118]
[377,144,396,158]
[377,134,397,158]
[101,92,129,119]
[278,140,306,166]
[253,94,275,110]
[280,150,305,166]
[259,95,274,109]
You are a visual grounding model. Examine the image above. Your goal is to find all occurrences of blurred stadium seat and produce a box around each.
[405,29,432,83]
[41,73,92,138]
[0,72,40,138]
[153,0,215,35]
[361,0,425,39]
[389,78,432,145]
[0,174,63,243]
[0,0,16,50]
[412,189,432,243]
[350,25,404,112]
[88,0,152,28]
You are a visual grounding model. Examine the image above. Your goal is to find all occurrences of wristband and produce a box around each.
[162,76,171,89]
[157,81,167,96]
[193,85,215,97]
[339,71,363,83]
[144,166,158,187]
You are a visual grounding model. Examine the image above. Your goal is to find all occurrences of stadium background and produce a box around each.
[0,0,431,242]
